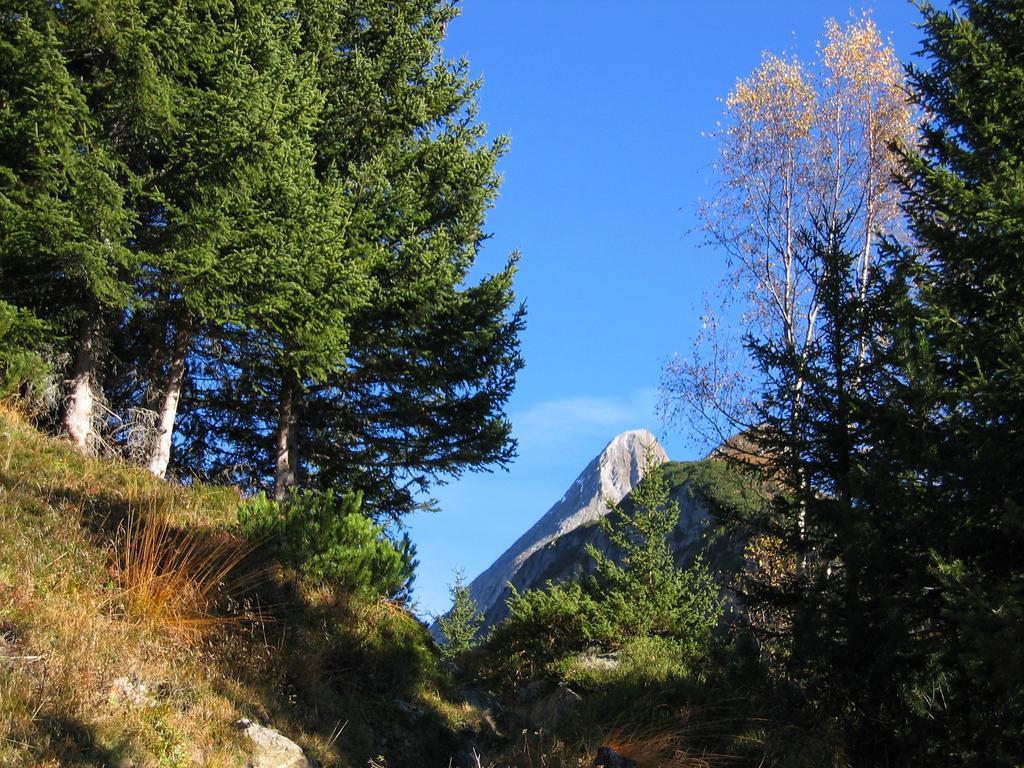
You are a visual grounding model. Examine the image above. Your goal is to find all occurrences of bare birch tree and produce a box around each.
[661,14,914,451]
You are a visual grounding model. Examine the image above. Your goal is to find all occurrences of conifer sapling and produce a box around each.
[437,569,484,662]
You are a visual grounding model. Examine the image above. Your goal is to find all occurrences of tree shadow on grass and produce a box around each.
[31,711,125,767]
[215,561,466,767]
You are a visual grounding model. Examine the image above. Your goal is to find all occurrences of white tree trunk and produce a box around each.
[274,370,299,501]
[63,317,98,451]
[147,324,191,478]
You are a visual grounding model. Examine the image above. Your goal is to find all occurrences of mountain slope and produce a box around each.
[504,459,748,600]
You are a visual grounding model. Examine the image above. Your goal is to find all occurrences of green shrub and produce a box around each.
[236,491,280,540]
[482,580,609,684]
[238,488,416,600]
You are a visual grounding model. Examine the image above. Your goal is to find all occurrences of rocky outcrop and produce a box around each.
[446,430,667,632]
[526,683,582,730]
[236,719,315,768]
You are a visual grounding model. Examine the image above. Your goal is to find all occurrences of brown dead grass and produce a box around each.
[602,712,744,767]
[111,507,256,640]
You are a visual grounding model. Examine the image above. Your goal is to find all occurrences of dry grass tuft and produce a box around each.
[601,709,744,768]
[111,508,256,640]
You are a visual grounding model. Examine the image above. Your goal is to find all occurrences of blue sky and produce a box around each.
[407,1,930,618]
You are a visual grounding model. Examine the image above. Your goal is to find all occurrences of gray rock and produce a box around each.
[527,683,581,729]
[109,676,157,708]
[460,687,499,713]
[519,678,549,703]
[235,718,314,768]
[458,688,503,737]
[392,698,426,721]
[592,746,636,768]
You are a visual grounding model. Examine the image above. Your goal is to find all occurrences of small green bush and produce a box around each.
[482,580,609,684]
[238,488,416,600]
[236,491,280,540]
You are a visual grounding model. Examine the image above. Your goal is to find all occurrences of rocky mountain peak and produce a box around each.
[445,429,667,632]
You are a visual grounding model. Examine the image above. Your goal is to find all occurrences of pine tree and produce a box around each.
[180,2,364,494]
[664,8,1016,761]
[279,0,524,512]
[587,447,722,652]
[175,0,523,516]
[437,569,484,662]
[726,2,1024,757]
[733,215,930,761]
[0,0,134,447]
[894,2,1024,762]
[0,300,49,400]
[93,0,365,479]
[1,0,521,508]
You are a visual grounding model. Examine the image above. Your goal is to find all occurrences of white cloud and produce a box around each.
[512,388,659,449]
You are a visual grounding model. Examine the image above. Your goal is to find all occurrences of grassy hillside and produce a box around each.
[0,407,487,767]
